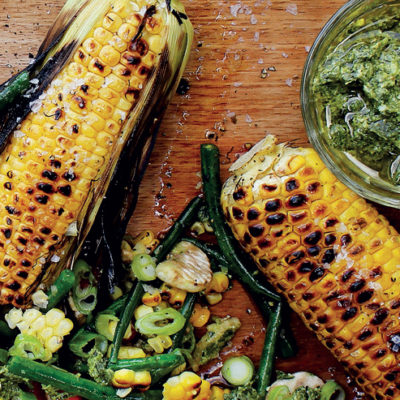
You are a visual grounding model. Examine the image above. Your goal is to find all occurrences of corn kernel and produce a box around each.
[207,272,229,294]
[83,38,101,56]
[99,45,121,67]
[54,318,74,336]
[148,336,164,353]
[45,309,65,327]
[94,27,114,45]
[45,335,63,353]
[103,12,123,32]
[142,291,162,307]
[190,304,211,328]
[112,369,135,388]
[206,293,223,306]
[5,308,23,329]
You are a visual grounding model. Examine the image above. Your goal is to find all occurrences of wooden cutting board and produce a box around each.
[1,0,399,398]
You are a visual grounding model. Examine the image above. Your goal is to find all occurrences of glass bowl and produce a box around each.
[301,0,400,208]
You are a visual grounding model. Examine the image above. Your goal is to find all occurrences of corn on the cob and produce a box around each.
[5,307,73,360]
[0,0,192,307]
[221,135,400,399]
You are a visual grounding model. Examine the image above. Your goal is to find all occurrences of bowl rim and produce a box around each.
[300,0,400,208]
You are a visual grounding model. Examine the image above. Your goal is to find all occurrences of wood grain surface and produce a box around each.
[1,0,398,398]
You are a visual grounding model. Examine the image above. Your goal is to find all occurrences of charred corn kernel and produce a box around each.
[221,135,400,399]
[206,272,229,294]
[190,221,205,236]
[83,38,102,56]
[111,286,123,300]
[160,284,187,308]
[162,372,203,400]
[134,304,153,320]
[118,23,137,42]
[190,304,210,328]
[133,230,155,246]
[205,293,223,306]
[142,291,162,307]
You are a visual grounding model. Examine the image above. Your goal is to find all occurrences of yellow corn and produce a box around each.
[210,386,230,400]
[111,286,123,301]
[190,304,211,328]
[0,0,166,307]
[112,369,151,390]
[221,135,400,399]
[160,283,187,308]
[148,335,172,353]
[132,230,159,253]
[5,307,73,359]
[196,380,211,400]
[162,371,204,400]
[134,304,153,320]
[142,290,162,307]
[107,346,146,360]
[205,293,223,306]
[206,272,229,294]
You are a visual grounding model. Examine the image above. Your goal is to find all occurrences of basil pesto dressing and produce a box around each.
[313,13,400,184]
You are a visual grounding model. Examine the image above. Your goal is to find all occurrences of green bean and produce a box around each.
[169,292,196,352]
[200,144,280,302]
[0,71,30,112]
[181,237,228,267]
[256,302,282,396]
[260,299,297,359]
[20,392,37,400]
[8,356,162,400]
[153,196,203,262]
[69,328,108,359]
[110,350,184,371]
[108,282,144,365]
[43,269,75,312]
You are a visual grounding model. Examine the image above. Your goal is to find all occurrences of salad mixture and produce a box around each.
[0,144,345,400]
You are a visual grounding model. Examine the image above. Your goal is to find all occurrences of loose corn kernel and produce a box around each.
[206,272,229,294]
[205,293,223,306]
[121,240,134,263]
[190,304,211,328]
[210,386,225,400]
[111,286,123,301]
[154,301,169,312]
[132,370,152,391]
[5,308,23,329]
[119,346,146,359]
[148,336,164,353]
[162,372,204,400]
[109,320,133,340]
[160,284,187,308]
[112,369,136,388]
[142,291,162,307]
[134,304,154,320]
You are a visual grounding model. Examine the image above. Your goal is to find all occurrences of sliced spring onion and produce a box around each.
[266,386,291,400]
[221,355,255,386]
[72,259,98,315]
[131,254,157,281]
[135,308,186,336]
[95,314,119,341]
[321,381,345,400]
[9,334,46,361]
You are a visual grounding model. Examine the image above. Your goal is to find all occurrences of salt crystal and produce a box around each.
[282,52,289,58]
[254,31,260,41]
[258,58,264,64]
[230,3,242,17]
[250,15,257,24]
[29,78,39,85]
[286,78,293,87]
[233,82,243,87]
[29,99,42,113]
[305,46,311,53]
[13,130,25,138]
[286,3,298,15]
[245,114,252,123]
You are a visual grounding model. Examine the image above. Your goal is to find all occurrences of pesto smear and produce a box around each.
[313,14,400,183]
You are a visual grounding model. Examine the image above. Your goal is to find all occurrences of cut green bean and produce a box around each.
[200,144,280,302]
[72,260,98,315]
[256,302,282,396]
[169,292,196,352]
[110,350,184,371]
[153,196,203,262]
[8,356,161,400]
[43,269,75,312]
[108,282,144,365]
[0,71,30,112]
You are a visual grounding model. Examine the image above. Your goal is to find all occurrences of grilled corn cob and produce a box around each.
[0,0,192,307]
[221,135,400,399]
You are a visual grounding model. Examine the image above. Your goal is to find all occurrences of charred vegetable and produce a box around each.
[221,135,400,399]
[0,0,193,307]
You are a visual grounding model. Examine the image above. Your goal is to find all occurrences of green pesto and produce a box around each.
[313,14,400,183]
[291,386,321,400]
[87,349,113,385]
[191,316,241,371]
[224,385,263,400]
